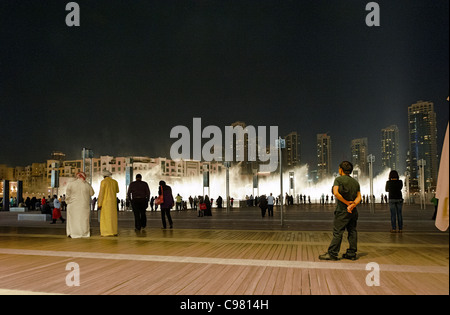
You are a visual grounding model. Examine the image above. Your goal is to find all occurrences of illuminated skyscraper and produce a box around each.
[317,133,332,180]
[407,101,438,191]
[351,138,369,178]
[381,125,400,171]
[284,132,301,169]
[229,121,253,175]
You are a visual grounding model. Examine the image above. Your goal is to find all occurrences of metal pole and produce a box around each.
[405,171,410,204]
[279,137,284,227]
[82,148,86,173]
[90,157,93,185]
[369,160,373,213]
[418,159,426,209]
[368,154,375,214]
[225,162,230,215]
[289,171,294,204]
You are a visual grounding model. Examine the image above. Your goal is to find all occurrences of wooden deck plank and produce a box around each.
[0,225,448,295]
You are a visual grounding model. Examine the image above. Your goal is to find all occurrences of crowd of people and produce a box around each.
[8,161,428,261]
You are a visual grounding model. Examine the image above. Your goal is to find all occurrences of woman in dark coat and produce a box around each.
[385,170,404,233]
[259,195,268,218]
[158,180,174,229]
[204,195,212,216]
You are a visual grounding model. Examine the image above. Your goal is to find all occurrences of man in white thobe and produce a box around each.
[66,172,95,238]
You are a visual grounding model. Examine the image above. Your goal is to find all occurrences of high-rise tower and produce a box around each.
[381,125,400,171]
[351,138,369,178]
[407,101,438,191]
[317,133,332,180]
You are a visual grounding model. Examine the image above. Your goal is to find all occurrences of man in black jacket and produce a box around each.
[159,180,174,229]
[127,174,150,231]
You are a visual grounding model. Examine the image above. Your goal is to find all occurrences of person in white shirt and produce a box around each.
[267,193,275,217]
[51,195,65,224]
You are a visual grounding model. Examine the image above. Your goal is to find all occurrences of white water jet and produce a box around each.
[82,164,402,205]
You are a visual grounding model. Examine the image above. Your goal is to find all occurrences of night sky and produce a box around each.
[1,0,448,174]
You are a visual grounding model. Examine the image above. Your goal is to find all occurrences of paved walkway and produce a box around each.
[0,204,448,295]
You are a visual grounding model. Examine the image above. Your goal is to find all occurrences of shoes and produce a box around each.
[342,253,358,261]
[319,252,358,261]
[318,253,339,261]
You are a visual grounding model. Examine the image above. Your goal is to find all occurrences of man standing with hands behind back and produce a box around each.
[127,174,150,232]
[319,161,361,261]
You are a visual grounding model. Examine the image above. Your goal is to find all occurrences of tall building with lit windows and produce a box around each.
[381,125,400,171]
[317,133,332,180]
[407,100,438,191]
[284,131,301,169]
[351,138,369,178]
[229,121,253,175]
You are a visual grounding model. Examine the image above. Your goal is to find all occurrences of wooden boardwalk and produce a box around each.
[0,204,448,295]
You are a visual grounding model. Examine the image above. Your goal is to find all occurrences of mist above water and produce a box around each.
[87,164,400,204]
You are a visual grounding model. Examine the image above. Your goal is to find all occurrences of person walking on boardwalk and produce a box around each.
[127,174,150,232]
[66,172,95,238]
[175,194,183,210]
[259,195,268,217]
[158,180,174,229]
[98,170,120,236]
[204,195,212,216]
[267,193,275,217]
[319,161,361,261]
[51,194,65,224]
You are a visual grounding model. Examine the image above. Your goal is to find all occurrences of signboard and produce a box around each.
[203,171,209,188]
[253,175,258,189]
[275,139,286,149]
[82,148,94,159]
[125,166,133,186]
[51,170,60,188]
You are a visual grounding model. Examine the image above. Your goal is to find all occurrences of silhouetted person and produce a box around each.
[158,180,174,229]
[127,174,151,232]
[385,170,404,233]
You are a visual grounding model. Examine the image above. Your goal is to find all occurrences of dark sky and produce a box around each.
[1,0,448,173]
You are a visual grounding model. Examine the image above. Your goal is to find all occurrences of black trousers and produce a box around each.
[267,205,274,216]
[131,198,148,230]
[161,208,173,228]
[327,209,358,257]
[260,207,267,217]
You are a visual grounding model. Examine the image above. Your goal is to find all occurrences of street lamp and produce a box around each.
[276,137,285,226]
[224,161,231,215]
[404,171,410,204]
[367,154,375,213]
[418,159,426,209]
[203,164,210,198]
[82,148,94,185]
